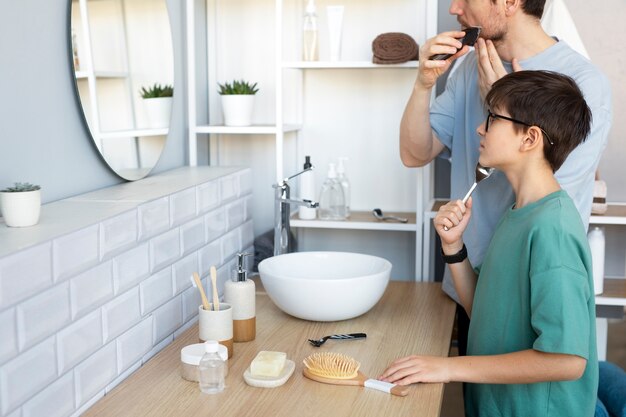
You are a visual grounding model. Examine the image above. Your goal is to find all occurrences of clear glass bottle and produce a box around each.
[336,157,350,218]
[302,0,318,61]
[198,340,225,394]
[318,163,346,220]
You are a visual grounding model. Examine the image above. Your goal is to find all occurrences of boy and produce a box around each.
[381,70,597,417]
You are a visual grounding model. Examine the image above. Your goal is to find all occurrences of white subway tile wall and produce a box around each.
[53,225,99,282]
[0,243,52,309]
[99,211,138,261]
[56,310,103,374]
[0,169,253,417]
[170,188,197,227]
[69,262,113,320]
[0,309,17,365]
[22,371,75,417]
[112,243,150,295]
[137,197,169,241]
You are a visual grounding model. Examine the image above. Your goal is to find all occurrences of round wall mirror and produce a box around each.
[70,0,174,181]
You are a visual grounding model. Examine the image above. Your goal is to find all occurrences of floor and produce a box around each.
[440,316,626,417]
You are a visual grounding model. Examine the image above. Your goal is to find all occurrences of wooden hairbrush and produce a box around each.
[302,352,409,397]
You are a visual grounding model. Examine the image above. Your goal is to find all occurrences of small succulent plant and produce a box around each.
[1,183,41,192]
[140,83,174,99]
[218,80,259,95]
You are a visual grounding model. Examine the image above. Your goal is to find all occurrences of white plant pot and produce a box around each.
[143,97,172,128]
[0,190,41,227]
[221,95,255,127]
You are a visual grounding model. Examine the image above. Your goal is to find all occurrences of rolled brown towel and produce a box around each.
[372,33,419,64]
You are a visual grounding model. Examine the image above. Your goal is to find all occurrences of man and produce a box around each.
[400,0,612,354]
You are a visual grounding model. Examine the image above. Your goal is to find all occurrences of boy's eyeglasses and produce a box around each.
[486,110,554,146]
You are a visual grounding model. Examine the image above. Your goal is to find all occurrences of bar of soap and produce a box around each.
[250,351,287,377]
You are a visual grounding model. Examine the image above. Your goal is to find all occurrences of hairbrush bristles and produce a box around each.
[302,352,361,379]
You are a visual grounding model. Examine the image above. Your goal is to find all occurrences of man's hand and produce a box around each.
[476,38,523,101]
[417,31,470,90]
[379,355,451,385]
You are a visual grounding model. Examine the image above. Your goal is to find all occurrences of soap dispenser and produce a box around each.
[336,157,351,218]
[224,253,256,342]
[318,163,346,220]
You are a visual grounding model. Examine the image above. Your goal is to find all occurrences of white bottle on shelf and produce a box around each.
[318,163,346,220]
[588,226,605,295]
[298,156,316,219]
[336,157,350,218]
[302,0,319,61]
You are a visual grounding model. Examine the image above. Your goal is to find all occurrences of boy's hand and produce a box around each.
[417,31,469,90]
[379,355,451,385]
[434,198,472,252]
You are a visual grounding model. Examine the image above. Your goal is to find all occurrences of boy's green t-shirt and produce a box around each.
[465,190,598,417]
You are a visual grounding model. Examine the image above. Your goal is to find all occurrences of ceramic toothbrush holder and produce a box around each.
[198,303,233,358]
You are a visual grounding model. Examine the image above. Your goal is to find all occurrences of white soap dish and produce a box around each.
[243,359,295,388]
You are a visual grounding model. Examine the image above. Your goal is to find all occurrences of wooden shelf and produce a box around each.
[290,210,417,231]
[282,61,418,69]
[194,124,301,135]
[596,278,626,307]
[590,203,626,225]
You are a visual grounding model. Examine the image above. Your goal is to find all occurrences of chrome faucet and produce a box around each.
[273,167,319,256]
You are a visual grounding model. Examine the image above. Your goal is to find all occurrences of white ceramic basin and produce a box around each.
[258,252,392,321]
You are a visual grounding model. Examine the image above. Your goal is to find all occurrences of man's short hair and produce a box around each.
[493,0,545,19]
[485,70,592,172]
[521,0,546,19]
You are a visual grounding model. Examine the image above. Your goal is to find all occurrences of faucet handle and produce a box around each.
[273,166,314,188]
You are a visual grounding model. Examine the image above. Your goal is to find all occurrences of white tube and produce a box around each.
[326,5,344,61]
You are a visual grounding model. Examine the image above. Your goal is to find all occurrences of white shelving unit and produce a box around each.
[186,0,438,280]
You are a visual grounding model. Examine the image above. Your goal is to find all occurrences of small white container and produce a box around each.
[181,342,228,382]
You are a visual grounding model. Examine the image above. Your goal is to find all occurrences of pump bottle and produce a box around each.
[303,0,319,61]
[336,157,350,218]
[298,155,316,219]
[318,163,346,220]
[224,252,256,342]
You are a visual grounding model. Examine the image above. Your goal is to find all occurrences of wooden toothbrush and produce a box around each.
[210,266,220,311]
[191,272,211,311]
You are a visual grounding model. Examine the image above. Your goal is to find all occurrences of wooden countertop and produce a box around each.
[84,282,456,417]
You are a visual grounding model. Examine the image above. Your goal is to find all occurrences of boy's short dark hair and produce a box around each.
[485,70,592,172]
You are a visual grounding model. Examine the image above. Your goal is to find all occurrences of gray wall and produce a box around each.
[0,0,187,203]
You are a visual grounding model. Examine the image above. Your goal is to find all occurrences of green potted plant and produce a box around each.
[218,80,259,127]
[0,182,42,227]
[140,83,174,128]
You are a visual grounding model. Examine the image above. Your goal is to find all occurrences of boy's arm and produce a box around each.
[435,199,477,315]
[380,350,586,385]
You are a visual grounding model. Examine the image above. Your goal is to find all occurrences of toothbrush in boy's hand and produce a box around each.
[443,164,494,231]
